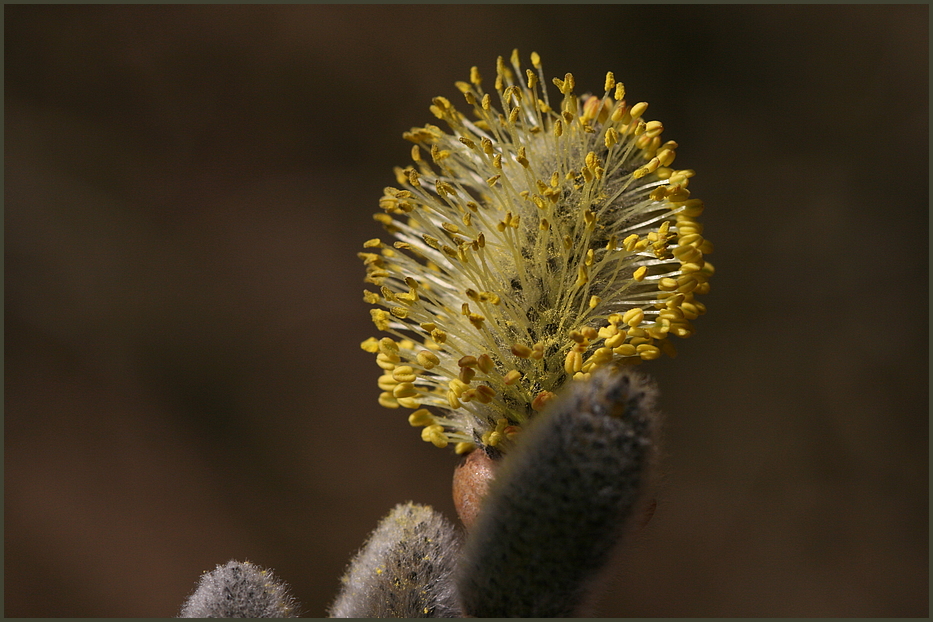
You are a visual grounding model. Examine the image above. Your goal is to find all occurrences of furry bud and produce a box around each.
[179,560,299,618]
[330,502,462,618]
[456,367,658,617]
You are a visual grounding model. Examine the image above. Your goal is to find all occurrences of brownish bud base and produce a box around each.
[452,449,499,529]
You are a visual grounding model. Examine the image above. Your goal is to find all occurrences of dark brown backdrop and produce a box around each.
[5,5,928,617]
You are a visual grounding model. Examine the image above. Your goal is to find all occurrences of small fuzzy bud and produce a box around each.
[178,560,299,618]
[330,502,462,618]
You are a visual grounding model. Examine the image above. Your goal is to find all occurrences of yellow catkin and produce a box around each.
[362,51,711,453]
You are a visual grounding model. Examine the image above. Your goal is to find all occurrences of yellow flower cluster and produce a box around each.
[360,51,713,454]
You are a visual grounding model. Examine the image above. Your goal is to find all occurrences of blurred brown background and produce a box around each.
[5,5,928,617]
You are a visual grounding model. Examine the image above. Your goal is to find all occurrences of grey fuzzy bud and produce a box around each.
[457,367,657,617]
[329,502,462,618]
[179,560,299,618]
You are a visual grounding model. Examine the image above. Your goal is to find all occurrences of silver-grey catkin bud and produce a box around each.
[456,367,658,617]
[179,560,300,618]
[329,502,463,618]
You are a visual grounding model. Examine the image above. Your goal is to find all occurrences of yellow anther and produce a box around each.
[622,234,640,252]
[664,293,686,310]
[393,382,419,398]
[668,320,695,338]
[678,233,703,247]
[376,352,399,370]
[605,331,627,349]
[581,326,598,340]
[574,264,589,287]
[486,174,501,186]
[421,425,449,448]
[515,146,529,167]
[645,322,670,339]
[633,266,648,281]
[677,276,699,293]
[622,307,645,327]
[503,369,522,385]
[586,346,613,367]
[390,306,409,319]
[564,349,583,374]
[431,328,447,344]
[392,366,418,383]
[659,277,679,291]
[360,337,380,353]
[378,392,400,409]
[416,350,440,369]
[396,394,417,407]
[644,120,664,137]
[589,295,601,309]
[531,391,556,412]
[474,385,496,404]
[673,246,703,266]
[563,72,575,93]
[408,409,433,427]
[582,95,601,121]
[358,252,383,266]
[614,83,625,101]
[376,373,397,391]
[530,342,545,360]
[447,390,461,409]
[677,199,705,217]
[455,442,477,455]
[448,378,469,396]
[598,325,618,339]
[379,286,397,303]
[468,313,485,329]
[585,248,595,266]
[629,101,648,119]
[363,238,382,248]
[637,344,661,360]
[605,127,618,149]
[526,68,537,89]
[436,181,456,198]
[553,118,563,137]
[613,344,637,357]
[470,66,482,86]
[539,218,550,231]
[371,309,391,330]
[604,71,615,92]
